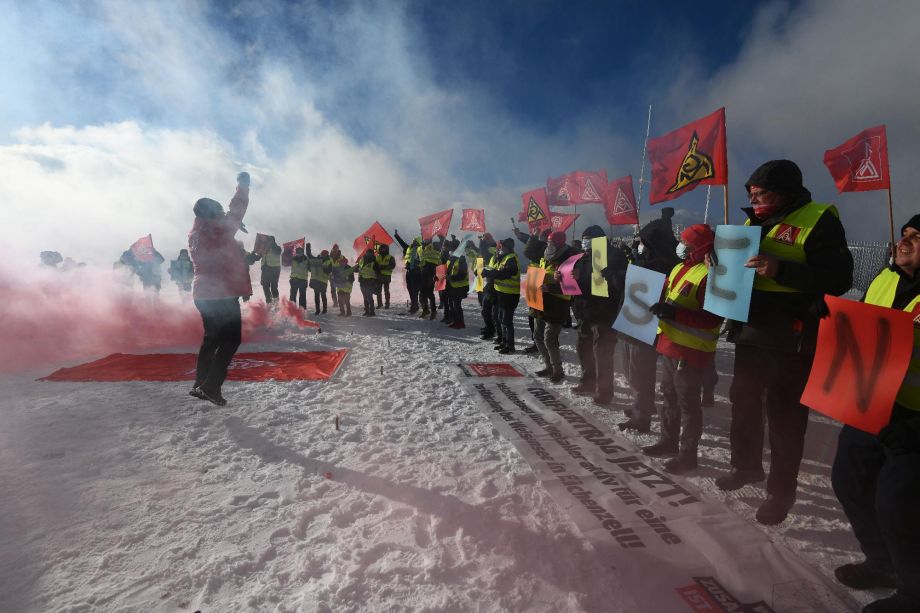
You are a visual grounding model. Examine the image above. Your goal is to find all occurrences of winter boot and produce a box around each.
[834,562,897,590]
[715,468,766,491]
[642,440,679,457]
[663,453,698,475]
[755,495,795,525]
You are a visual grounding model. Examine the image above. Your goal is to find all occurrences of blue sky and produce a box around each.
[1,0,918,262]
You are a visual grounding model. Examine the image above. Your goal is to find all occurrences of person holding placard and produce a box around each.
[642,224,723,475]
[831,215,920,613]
[531,232,573,383]
[571,225,628,405]
[716,159,853,525]
[620,211,680,432]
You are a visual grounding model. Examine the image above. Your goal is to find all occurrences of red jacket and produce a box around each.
[189,187,252,299]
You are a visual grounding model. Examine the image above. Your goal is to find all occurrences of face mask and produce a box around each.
[753,202,782,220]
[637,243,646,255]
[676,243,689,260]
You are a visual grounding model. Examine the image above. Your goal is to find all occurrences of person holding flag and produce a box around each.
[187,171,252,407]
[643,224,723,475]
[716,159,853,525]
[393,230,422,314]
[830,214,920,613]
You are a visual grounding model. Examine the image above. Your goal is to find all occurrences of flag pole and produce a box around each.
[723,185,729,225]
[635,104,653,232]
[887,187,897,260]
[574,204,578,241]
[703,185,711,225]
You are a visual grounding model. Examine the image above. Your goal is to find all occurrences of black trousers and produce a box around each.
[260,266,280,303]
[658,357,705,455]
[627,340,658,424]
[728,343,812,499]
[447,286,466,324]
[360,279,378,314]
[311,282,327,313]
[289,278,308,308]
[419,270,436,313]
[576,321,617,401]
[193,297,241,393]
[496,293,520,348]
[376,278,391,307]
[406,269,421,310]
[832,421,920,606]
[481,290,497,335]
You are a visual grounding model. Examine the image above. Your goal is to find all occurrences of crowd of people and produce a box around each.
[90,157,918,613]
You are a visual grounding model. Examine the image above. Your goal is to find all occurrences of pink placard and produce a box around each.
[558,253,584,296]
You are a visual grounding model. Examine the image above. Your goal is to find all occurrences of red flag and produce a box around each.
[460,208,487,232]
[129,234,157,263]
[521,188,551,233]
[549,212,579,234]
[823,125,890,192]
[353,221,394,258]
[604,175,639,225]
[546,170,608,206]
[419,209,453,241]
[647,107,727,204]
[281,237,305,267]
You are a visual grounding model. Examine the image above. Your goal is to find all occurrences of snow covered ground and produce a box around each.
[0,267,879,612]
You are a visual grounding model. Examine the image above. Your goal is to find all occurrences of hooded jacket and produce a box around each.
[188,186,252,299]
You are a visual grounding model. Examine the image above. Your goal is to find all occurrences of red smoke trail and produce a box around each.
[0,262,293,373]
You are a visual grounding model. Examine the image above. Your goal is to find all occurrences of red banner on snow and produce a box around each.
[604,175,639,225]
[549,212,579,234]
[281,237,305,267]
[823,125,890,192]
[801,296,914,434]
[40,350,349,383]
[353,221,394,258]
[419,209,453,241]
[460,208,487,233]
[648,107,727,204]
[521,187,551,233]
[547,170,608,206]
[129,234,157,263]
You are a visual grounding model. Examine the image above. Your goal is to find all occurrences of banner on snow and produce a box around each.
[463,379,854,613]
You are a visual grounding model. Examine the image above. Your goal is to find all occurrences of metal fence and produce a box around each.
[848,240,891,296]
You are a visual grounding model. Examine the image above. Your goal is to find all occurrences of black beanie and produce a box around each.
[581,225,606,240]
[902,214,920,235]
[661,207,675,220]
[193,197,223,218]
[744,160,804,195]
[501,237,515,251]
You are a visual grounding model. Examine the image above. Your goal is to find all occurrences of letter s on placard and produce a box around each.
[622,281,653,325]
[709,235,751,300]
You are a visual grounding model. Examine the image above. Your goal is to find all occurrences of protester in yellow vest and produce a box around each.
[417,239,441,319]
[258,237,282,304]
[304,243,332,315]
[477,234,499,340]
[374,243,396,309]
[358,249,380,317]
[642,224,723,475]
[830,215,920,613]
[532,232,573,382]
[331,255,356,316]
[482,237,520,354]
[393,231,422,314]
[289,246,310,309]
[715,159,854,526]
[444,239,470,329]
[328,243,343,308]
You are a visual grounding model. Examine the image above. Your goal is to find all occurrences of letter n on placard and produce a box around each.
[800,296,914,434]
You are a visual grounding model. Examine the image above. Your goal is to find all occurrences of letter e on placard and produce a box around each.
[801,296,914,434]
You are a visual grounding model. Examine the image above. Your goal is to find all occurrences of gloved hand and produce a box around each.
[810,296,831,319]
[878,417,920,455]
[649,302,677,320]
[237,171,251,188]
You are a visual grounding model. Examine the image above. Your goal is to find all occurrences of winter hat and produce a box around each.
[341,257,348,265]
[680,224,715,255]
[661,207,675,221]
[331,243,340,251]
[549,231,567,248]
[379,243,389,254]
[901,214,920,235]
[320,249,329,257]
[482,232,494,243]
[745,160,804,195]
[581,225,606,240]
[500,237,515,251]
[193,197,223,218]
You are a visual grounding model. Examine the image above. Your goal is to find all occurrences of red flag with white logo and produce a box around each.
[647,107,728,204]
[460,208,487,232]
[129,234,157,262]
[521,188,551,233]
[281,237,305,267]
[549,212,579,234]
[419,209,453,241]
[353,221,394,258]
[546,170,609,206]
[823,125,890,192]
[604,175,639,225]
